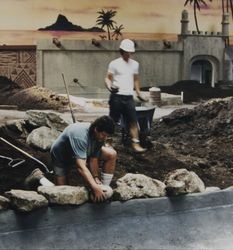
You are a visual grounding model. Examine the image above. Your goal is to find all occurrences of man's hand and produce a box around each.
[137,94,148,102]
[110,86,119,94]
[92,185,106,203]
[94,176,102,185]
[105,76,118,94]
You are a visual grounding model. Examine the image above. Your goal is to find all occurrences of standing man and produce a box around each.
[50,115,117,202]
[105,39,147,153]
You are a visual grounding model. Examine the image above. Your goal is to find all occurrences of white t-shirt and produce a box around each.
[108,57,139,95]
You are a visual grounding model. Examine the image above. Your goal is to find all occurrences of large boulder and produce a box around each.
[164,168,205,196]
[114,173,166,201]
[26,110,72,131]
[26,126,61,151]
[5,189,48,212]
[37,185,89,205]
[0,195,10,210]
[101,185,113,199]
[5,119,26,134]
[0,119,28,139]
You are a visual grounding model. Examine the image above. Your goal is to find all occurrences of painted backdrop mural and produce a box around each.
[0,0,231,45]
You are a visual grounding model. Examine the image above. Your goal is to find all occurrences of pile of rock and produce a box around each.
[1,110,72,151]
[0,168,212,212]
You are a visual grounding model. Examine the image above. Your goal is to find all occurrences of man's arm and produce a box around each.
[89,157,102,184]
[76,158,106,202]
[134,74,147,102]
[134,74,141,96]
[105,73,119,93]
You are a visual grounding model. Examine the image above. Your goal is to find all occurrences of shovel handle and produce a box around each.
[62,73,76,123]
[0,137,33,158]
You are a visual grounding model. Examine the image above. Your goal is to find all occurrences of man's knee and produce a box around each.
[109,148,117,160]
[102,146,117,161]
[107,147,117,160]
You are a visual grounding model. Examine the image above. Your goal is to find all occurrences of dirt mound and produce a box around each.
[0,76,70,110]
[150,97,233,188]
[0,76,22,103]
[1,97,233,194]
[152,97,233,137]
[159,80,233,103]
[8,86,69,110]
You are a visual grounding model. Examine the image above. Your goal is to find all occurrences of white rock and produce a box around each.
[26,110,72,131]
[38,185,89,205]
[205,187,220,193]
[165,168,205,196]
[114,173,166,201]
[5,189,48,212]
[26,126,61,151]
[0,195,10,210]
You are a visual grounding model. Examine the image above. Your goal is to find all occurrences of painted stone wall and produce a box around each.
[37,36,229,98]
[37,39,183,98]
[0,35,229,98]
[0,46,36,88]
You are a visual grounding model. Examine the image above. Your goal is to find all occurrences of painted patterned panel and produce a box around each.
[0,50,36,87]
[0,52,19,65]
[20,51,36,63]
[0,66,10,78]
[10,63,36,88]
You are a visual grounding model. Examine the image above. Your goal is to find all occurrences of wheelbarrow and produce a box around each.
[120,106,156,148]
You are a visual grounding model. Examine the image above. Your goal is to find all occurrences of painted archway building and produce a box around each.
[178,10,231,88]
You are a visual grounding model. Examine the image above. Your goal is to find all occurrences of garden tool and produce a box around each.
[61,73,76,123]
[0,154,25,168]
[0,137,52,173]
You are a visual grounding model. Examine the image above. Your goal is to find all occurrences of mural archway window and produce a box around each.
[191,60,212,86]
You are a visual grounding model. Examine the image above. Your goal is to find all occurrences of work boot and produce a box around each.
[24,168,44,189]
[131,139,147,153]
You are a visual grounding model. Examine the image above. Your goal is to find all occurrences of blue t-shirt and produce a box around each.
[50,122,103,167]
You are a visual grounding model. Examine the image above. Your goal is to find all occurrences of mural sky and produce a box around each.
[0,0,226,33]
[0,0,230,45]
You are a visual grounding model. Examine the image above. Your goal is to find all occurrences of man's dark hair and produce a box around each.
[119,49,124,55]
[119,49,127,55]
[89,115,115,136]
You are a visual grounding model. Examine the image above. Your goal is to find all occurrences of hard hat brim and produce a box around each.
[119,46,135,53]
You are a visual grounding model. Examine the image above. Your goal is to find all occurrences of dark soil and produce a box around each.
[1,77,233,194]
[159,80,233,103]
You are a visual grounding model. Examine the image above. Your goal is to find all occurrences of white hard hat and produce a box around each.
[119,39,135,52]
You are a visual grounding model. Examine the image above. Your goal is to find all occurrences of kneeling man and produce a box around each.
[50,115,117,202]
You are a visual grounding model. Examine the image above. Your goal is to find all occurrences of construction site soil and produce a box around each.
[1,77,233,195]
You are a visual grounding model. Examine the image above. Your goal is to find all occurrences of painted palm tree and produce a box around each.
[112,24,124,40]
[184,0,212,33]
[96,9,117,40]
[99,34,107,40]
[221,0,233,17]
